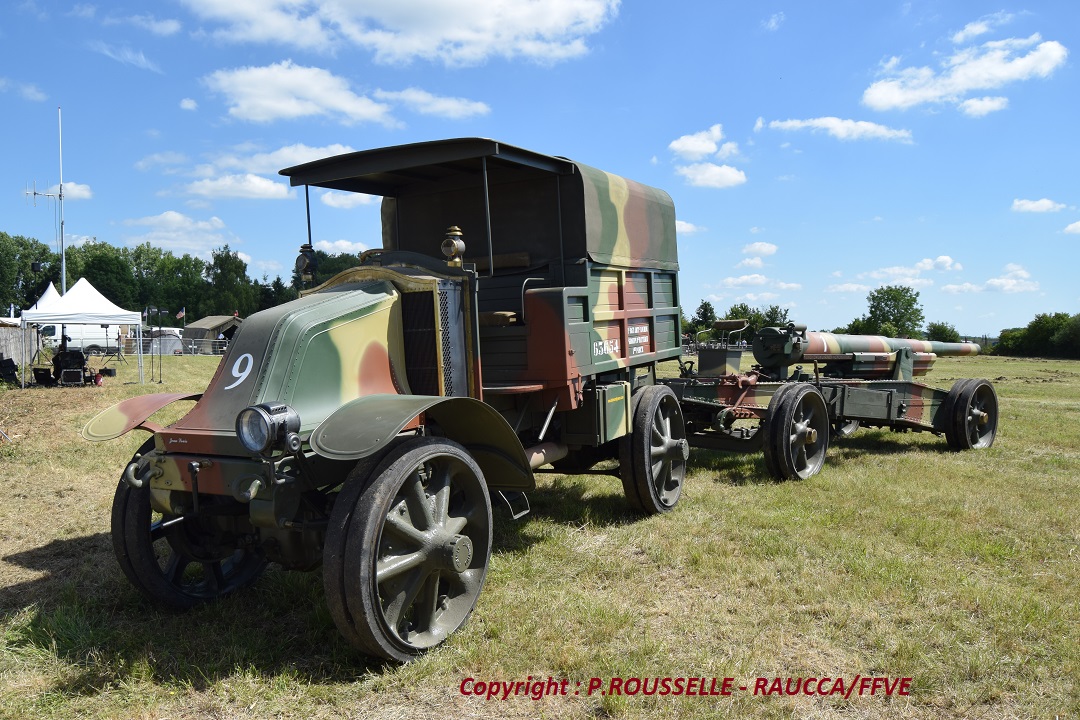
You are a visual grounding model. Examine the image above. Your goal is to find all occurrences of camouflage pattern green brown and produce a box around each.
[803,333,981,357]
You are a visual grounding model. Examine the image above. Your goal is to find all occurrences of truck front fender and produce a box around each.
[309,394,534,491]
[82,393,203,442]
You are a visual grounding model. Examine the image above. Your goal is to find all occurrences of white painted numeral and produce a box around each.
[223,353,253,390]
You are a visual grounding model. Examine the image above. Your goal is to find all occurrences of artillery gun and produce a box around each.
[665,322,997,479]
[81,138,997,662]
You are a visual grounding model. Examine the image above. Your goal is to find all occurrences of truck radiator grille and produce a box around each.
[401,292,440,396]
[439,289,455,396]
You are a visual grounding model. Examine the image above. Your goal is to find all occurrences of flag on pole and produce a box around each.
[176,307,185,319]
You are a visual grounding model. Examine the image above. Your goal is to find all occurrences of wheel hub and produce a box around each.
[434,533,474,573]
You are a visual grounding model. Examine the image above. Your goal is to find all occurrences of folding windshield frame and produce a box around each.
[280,139,577,277]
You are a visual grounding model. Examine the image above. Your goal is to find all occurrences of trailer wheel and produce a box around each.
[111,440,266,610]
[943,379,998,450]
[762,384,830,481]
[830,419,861,439]
[621,385,687,514]
[324,437,492,661]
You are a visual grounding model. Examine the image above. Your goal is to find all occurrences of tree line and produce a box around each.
[686,284,1080,359]
[0,231,362,327]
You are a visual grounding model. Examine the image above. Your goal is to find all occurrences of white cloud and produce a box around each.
[768,117,913,143]
[1012,198,1065,212]
[105,13,181,35]
[742,241,777,256]
[87,41,162,73]
[753,117,764,132]
[122,210,236,257]
[860,256,963,286]
[721,274,768,287]
[184,174,293,199]
[372,87,489,119]
[862,33,1068,112]
[1,77,48,101]
[180,97,198,111]
[959,96,1008,116]
[942,263,1039,294]
[47,182,93,200]
[321,190,377,209]
[738,292,779,303]
[762,12,785,32]
[914,255,963,272]
[315,239,370,254]
[135,151,188,171]
[675,220,705,234]
[952,12,1013,44]
[203,61,395,126]
[1065,221,1080,234]
[775,281,802,291]
[675,162,747,188]
[212,143,356,174]
[669,124,726,161]
[736,257,763,269]
[180,0,619,66]
[826,283,871,293]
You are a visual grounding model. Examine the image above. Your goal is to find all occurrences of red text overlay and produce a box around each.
[460,676,912,700]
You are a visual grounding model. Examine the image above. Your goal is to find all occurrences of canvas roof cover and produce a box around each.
[280,138,678,271]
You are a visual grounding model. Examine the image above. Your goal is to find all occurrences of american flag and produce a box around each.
[176,307,185,319]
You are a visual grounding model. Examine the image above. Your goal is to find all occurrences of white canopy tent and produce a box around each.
[20,278,144,385]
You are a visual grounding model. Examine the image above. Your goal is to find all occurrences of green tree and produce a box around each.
[1050,313,1080,358]
[0,232,57,310]
[690,300,717,336]
[76,241,136,308]
[846,285,925,337]
[926,320,962,343]
[205,245,259,317]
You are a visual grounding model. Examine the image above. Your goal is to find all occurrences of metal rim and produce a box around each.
[364,442,491,654]
[961,381,998,449]
[764,385,830,481]
[112,454,265,610]
[647,391,687,507]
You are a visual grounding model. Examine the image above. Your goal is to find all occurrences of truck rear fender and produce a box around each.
[309,394,534,491]
[82,393,203,442]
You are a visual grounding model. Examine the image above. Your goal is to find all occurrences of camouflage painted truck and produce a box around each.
[82,138,998,661]
[83,138,688,661]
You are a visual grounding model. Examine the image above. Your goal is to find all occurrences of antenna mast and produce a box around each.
[25,106,67,293]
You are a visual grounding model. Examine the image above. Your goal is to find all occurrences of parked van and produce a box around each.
[39,324,125,354]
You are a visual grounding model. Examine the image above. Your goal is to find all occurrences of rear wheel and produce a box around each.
[620,385,687,514]
[943,379,998,450]
[111,441,266,610]
[762,384,830,481]
[323,437,492,661]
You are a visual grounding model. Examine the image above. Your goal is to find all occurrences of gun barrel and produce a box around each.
[804,333,981,357]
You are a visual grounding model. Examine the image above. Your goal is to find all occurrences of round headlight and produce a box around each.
[236,403,302,456]
[236,406,273,454]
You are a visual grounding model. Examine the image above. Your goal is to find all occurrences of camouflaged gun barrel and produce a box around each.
[753,325,980,374]
[803,332,981,357]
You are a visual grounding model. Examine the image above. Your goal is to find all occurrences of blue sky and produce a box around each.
[3,1,1077,335]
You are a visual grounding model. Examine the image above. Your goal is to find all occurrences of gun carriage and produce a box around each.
[83,138,997,661]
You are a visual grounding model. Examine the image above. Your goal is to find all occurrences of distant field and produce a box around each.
[1,353,1077,719]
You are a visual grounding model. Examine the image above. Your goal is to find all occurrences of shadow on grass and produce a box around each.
[2,535,394,694]
[1,481,646,696]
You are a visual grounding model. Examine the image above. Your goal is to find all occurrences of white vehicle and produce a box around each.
[39,324,124,355]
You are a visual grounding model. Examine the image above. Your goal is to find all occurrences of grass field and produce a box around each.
[1,353,1077,719]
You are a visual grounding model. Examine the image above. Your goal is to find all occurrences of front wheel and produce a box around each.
[323,437,492,661]
[111,441,266,610]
